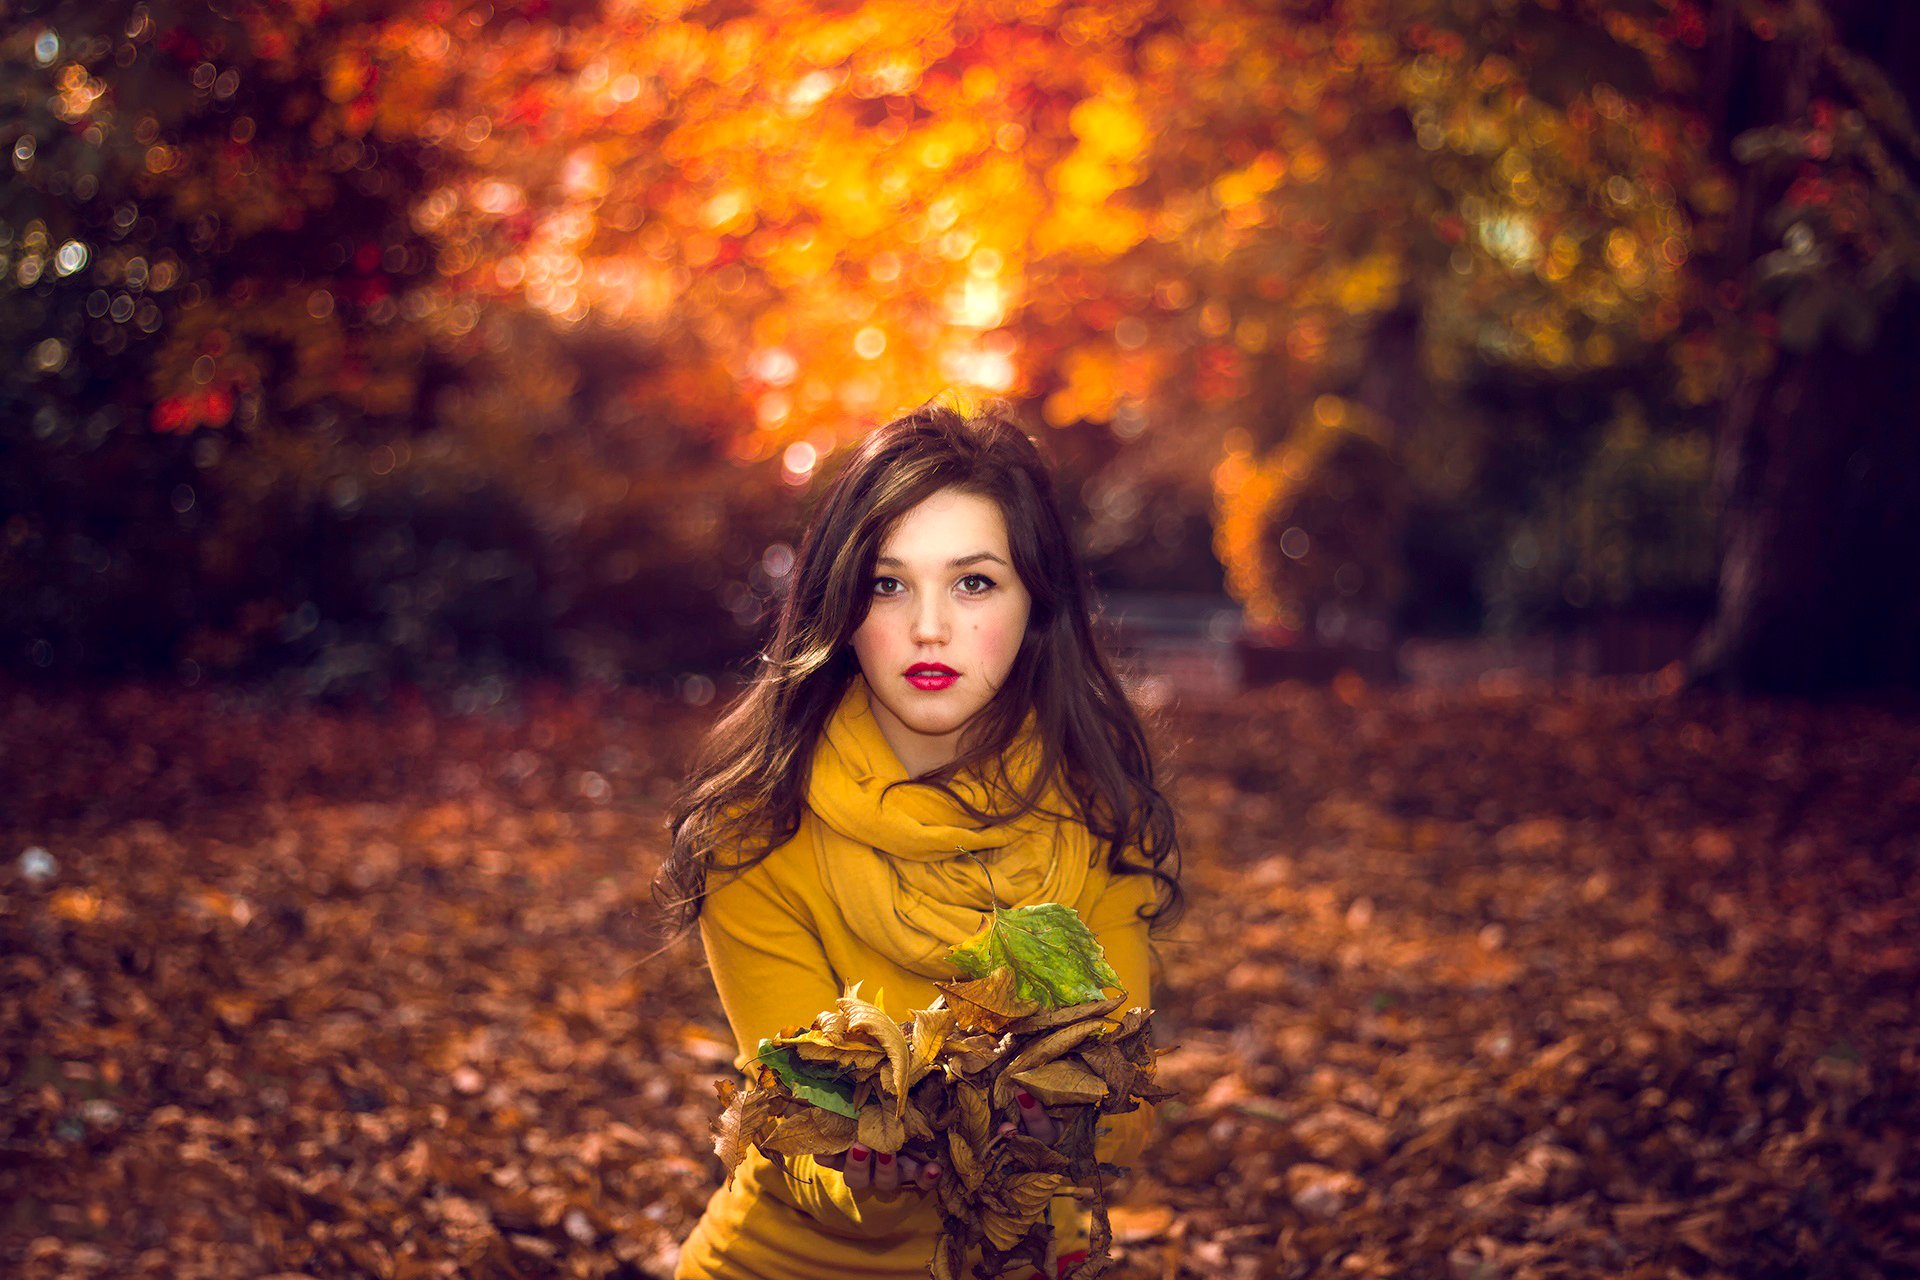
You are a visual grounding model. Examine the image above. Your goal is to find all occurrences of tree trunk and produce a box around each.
[1350,302,1426,651]
[1687,1,1920,694]
[1687,291,1920,693]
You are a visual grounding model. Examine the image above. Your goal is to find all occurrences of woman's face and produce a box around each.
[851,486,1033,777]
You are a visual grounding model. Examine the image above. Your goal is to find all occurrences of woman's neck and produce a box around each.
[861,673,967,778]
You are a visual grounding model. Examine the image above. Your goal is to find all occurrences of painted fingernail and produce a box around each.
[850,1144,869,1161]
[876,1151,894,1166]
[1017,1090,1036,1108]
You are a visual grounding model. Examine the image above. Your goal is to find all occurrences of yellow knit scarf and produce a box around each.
[806,675,1097,979]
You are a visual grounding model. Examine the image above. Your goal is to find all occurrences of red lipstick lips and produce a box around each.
[904,663,958,691]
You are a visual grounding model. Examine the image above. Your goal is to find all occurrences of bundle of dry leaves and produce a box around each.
[711,964,1171,1279]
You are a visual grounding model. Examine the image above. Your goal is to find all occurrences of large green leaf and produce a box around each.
[755,1040,859,1117]
[944,902,1121,1008]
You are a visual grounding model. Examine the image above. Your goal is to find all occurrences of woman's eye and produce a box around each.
[871,574,996,595]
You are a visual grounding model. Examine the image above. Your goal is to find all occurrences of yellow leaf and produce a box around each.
[979,1205,1030,1251]
[946,1128,985,1192]
[788,1028,886,1072]
[837,992,912,1116]
[952,1079,993,1150]
[856,1102,907,1154]
[908,1002,957,1087]
[932,1234,963,1280]
[1001,1171,1066,1220]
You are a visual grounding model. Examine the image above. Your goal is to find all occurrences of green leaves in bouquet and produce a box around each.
[945,902,1121,1009]
[755,1039,859,1117]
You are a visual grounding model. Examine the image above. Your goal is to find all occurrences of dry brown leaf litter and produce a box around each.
[1,677,1916,1278]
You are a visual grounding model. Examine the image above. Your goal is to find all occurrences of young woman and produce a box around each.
[656,399,1183,1279]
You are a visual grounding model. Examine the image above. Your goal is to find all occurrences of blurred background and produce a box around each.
[7,8,1920,1279]
[5,0,1919,701]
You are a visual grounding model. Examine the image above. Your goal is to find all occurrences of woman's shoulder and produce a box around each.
[698,809,836,940]
[704,806,824,899]
[1075,845,1160,915]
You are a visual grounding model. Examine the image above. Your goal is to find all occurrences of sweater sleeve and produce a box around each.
[697,850,929,1236]
[1081,866,1160,1172]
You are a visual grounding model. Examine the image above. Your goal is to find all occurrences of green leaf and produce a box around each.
[944,902,1121,1008]
[755,1040,860,1117]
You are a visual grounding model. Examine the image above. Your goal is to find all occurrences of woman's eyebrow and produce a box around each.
[874,552,1009,568]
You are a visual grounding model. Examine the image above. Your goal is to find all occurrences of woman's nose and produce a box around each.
[909,597,950,643]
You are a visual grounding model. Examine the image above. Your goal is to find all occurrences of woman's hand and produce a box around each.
[817,1087,1060,1195]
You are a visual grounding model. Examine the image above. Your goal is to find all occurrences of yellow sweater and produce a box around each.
[674,678,1160,1280]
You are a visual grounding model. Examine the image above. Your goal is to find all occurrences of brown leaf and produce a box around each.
[712,1081,780,1183]
[760,1106,857,1158]
[1007,1059,1109,1107]
[1076,1041,1138,1099]
[1008,992,1127,1034]
[991,1018,1110,1108]
[935,967,1042,1032]
[901,1096,936,1143]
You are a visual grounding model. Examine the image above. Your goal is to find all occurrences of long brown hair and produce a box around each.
[651,396,1182,942]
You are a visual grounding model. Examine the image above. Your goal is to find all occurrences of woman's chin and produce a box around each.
[897,711,973,739]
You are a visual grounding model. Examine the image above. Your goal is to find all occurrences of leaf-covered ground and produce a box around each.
[2,677,1917,1279]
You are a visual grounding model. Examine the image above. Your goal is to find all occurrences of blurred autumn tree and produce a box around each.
[1680,0,1920,692]
[1,0,790,690]
[5,0,1916,691]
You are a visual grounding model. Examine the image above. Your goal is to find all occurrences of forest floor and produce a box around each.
[2,676,1917,1279]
